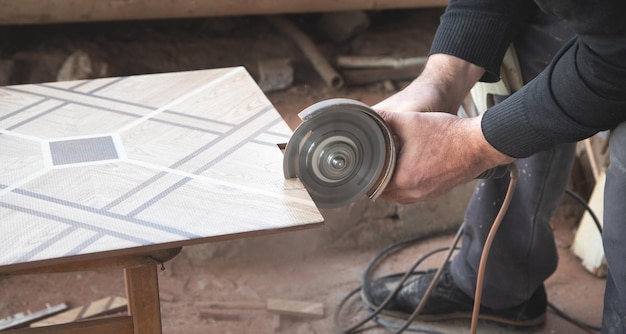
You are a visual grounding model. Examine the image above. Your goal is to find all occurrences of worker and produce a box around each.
[362,0,626,332]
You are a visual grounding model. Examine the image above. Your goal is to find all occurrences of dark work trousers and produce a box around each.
[601,123,626,333]
[452,9,626,333]
[450,11,578,308]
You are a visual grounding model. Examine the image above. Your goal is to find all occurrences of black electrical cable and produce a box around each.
[565,188,603,234]
[334,180,604,333]
[333,228,462,333]
[548,301,602,332]
[372,314,446,334]
[334,242,460,334]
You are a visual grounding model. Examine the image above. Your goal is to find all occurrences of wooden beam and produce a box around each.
[341,65,424,85]
[0,0,447,25]
[195,299,325,319]
[2,248,181,276]
[124,265,162,334]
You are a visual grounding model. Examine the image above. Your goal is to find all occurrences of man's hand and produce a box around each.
[375,111,514,203]
[370,54,514,203]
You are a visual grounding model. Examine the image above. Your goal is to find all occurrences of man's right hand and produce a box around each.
[370,54,514,203]
[374,110,514,203]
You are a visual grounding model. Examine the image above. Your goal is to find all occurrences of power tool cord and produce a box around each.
[388,229,465,334]
[565,188,602,233]
[335,165,603,333]
[334,241,460,334]
[469,163,518,333]
[334,165,516,334]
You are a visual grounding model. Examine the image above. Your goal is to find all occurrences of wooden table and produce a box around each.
[0,67,324,333]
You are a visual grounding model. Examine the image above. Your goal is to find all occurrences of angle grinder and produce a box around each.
[283,98,510,209]
[283,98,395,209]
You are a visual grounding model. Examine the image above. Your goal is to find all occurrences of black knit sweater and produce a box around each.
[430,0,626,158]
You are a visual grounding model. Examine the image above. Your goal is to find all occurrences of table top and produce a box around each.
[0,67,323,271]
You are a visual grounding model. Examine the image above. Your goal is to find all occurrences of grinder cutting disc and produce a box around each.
[283,98,395,209]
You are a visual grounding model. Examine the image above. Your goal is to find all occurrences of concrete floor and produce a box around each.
[193,206,606,334]
[0,196,604,334]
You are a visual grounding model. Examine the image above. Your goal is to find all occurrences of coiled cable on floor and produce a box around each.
[334,165,518,334]
[333,232,462,334]
[335,165,603,333]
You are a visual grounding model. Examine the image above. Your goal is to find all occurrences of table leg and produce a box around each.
[124,265,162,334]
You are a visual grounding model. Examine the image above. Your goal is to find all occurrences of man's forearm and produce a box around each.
[418,54,485,112]
[378,54,485,114]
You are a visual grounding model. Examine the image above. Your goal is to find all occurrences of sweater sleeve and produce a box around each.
[482,1,626,158]
[429,0,536,82]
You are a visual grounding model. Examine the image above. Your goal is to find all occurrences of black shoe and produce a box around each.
[361,263,547,328]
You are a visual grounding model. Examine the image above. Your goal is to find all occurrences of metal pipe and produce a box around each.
[267,15,344,89]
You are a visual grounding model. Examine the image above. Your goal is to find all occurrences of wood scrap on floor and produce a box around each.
[195,301,266,310]
[572,132,610,277]
[572,170,608,277]
[198,311,243,322]
[0,303,67,331]
[194,298,323,333]
[266,299,324,319]
[29,296,127,328]
[196,298,325,319]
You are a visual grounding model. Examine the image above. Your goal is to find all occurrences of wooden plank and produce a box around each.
[196,299,325,319]
[30,297,127,328]
[337,55,428,69]
[583,139,600,181]
[576,132,610,185]
[124,266,162,334]
[195,301,266,310]
[6,316,133,334]
[571,170,607,277]
[266,299,324,319]
[0,0,448,25]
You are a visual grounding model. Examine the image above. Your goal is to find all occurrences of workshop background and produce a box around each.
[0,1,606,333]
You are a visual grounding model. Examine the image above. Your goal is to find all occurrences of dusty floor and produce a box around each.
[0,204,605,334]
[0,8,605,334]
